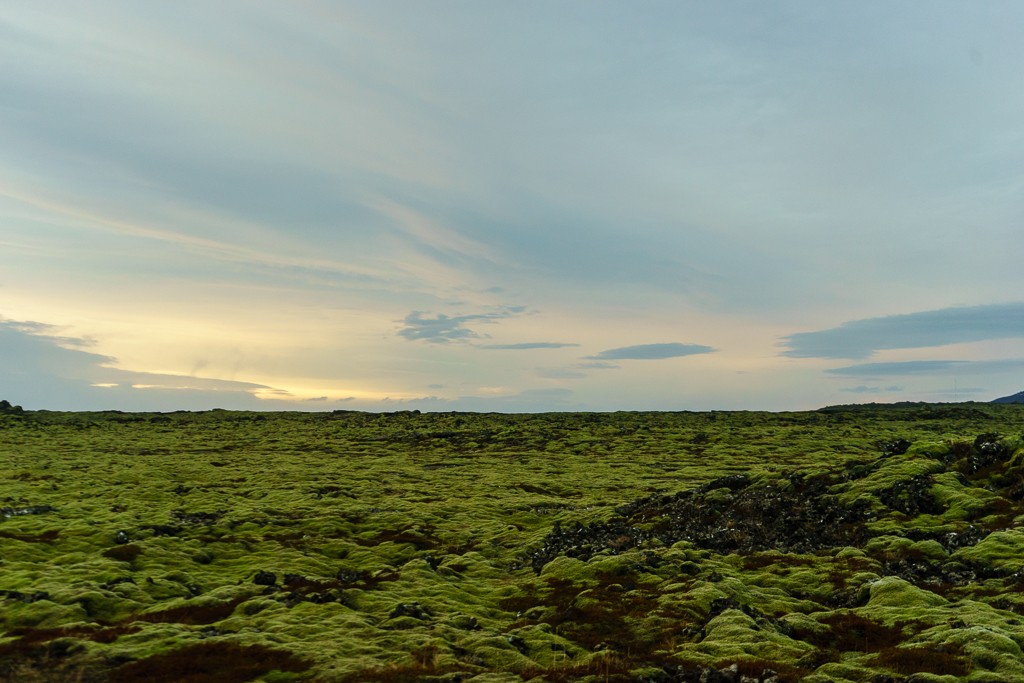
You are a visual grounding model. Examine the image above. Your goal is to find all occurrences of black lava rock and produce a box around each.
[529,471,872,572]
[878,475,945,516]
[389,602,431,620]
[253,570,278,586]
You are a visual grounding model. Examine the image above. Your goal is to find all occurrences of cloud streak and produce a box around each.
[380,387,577,413]
[588,343,715,361]
[839,385,904,394]
[479,342,579,350]
[783,303,1024,359]
[826,359,1024,377]
[534,367,587,380]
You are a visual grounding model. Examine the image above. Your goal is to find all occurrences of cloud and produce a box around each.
[0,318,279,410]
[577,361,620,370]
[826,359,1024,377]
[839,385,904,394]
[383,387,577,412]
[924,387,987,398]
[479,342,579,350]
[782,303,1024,359]
[397,307,524,343]
[588,343,715,361]
[4,4,1024,412]
[534,367,587,380]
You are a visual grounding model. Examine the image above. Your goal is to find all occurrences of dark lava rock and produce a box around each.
[879,439,912,456]
[822,587,869,609]
[716,664,741,682]
[335,568,363,584]
[114,530,131,545]
[904,525,985,552]
[0,505,57,519]
[700,474,752,492]
[633,663,786,683]
[963,434,1011,474]
[505,635,528,654]
[171,510,225,526]
[881,558,969,590]
[708,597,766,622]
[878,475,945,515]
[528,471,871,572]
[252,570,278,586]
[389,602,431,620]
[942,525,986,550]
[1,590,50,603]
[307,591,342,605]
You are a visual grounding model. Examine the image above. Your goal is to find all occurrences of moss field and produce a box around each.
[2,404,1024,682]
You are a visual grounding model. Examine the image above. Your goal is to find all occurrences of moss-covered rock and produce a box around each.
[5,407,1024,681]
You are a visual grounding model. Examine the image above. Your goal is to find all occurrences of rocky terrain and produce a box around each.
[1,404,1023,681]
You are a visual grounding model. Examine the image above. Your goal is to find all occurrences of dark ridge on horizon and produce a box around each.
[5,397,1023,418]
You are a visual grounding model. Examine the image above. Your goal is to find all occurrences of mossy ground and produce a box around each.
[1,404,1023,681]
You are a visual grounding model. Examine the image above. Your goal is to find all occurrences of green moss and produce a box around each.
[863,535,916,560]
[867,577,948,609]
[681,607,811,666]
[807,662,881,683]
[911,539,949,561]
[931,472,999,520]
[4,406,1024,680]
[953,530,1024,570]
[1,600,87,630]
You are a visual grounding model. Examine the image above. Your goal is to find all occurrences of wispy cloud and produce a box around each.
[397,307,525,344]
[371,197,499,267]
[534,367,587,380]
[0,318,100,351]
[839,385,904,394]
[826,359,1024,377]
[588,343,715,361]
[783,303,1024,359]
[3,3,1024,412]
[578,361,620,370]
[0,185,397,288]
[479,342,579,350]
[379,387,577,412]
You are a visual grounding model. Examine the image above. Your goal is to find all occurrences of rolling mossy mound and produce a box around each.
[1,404,1023,681]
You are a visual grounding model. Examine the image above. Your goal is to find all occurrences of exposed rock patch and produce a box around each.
[0,504,56,519]
[529,433,1024,600]
[528,471,872,573]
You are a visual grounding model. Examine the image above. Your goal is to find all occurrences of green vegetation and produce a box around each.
[1,403,1023,682]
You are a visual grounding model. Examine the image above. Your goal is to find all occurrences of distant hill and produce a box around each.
[992,391,1024,404]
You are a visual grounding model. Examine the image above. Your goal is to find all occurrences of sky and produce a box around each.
[2,1,1023,413]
